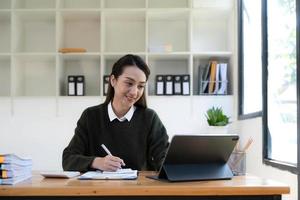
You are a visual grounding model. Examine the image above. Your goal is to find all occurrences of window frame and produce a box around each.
[238,0,263,120]
[261,0,299,174]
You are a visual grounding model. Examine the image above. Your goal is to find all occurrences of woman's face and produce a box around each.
[111,65,146,109]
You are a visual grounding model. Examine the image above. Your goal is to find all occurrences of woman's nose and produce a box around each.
[129,85,138,96]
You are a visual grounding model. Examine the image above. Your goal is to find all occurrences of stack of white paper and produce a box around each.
[40,171,80,178]
[79,168,138,180]
[0,154,32,185]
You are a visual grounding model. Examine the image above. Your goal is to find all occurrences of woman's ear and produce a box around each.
[110,75,116,87]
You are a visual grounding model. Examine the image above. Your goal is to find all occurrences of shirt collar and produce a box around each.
[108,101,136,122]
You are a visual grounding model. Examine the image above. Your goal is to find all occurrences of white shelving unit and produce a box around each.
[0,0,236,113]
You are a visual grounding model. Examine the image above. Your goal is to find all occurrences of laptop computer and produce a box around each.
[149,134,239,182]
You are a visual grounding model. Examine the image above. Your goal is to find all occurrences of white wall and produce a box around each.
[237,117,297,200]
[0,96,234,170]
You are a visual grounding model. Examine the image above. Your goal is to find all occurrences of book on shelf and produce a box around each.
[78,168,138,180]
[208,61,217,94]
[199,63,211,94]
[217,63,228,94]
[213,63,220,94]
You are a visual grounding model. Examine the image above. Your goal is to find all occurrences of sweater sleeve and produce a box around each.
[62,109,95,172]
[147,111,169,171]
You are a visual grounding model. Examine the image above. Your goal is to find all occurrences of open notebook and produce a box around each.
[78,168,138,180]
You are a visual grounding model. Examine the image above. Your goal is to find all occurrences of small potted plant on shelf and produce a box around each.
[205,106,230,134]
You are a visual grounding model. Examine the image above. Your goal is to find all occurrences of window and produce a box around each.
[262,0,298,171]
[238,0,262,119]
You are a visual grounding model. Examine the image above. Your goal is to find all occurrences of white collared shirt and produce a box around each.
[108,101,136,122]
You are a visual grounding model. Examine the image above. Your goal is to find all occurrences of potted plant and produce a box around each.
[205,106,230,134]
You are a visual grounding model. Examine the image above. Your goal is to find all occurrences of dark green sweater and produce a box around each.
[62,103,169,172]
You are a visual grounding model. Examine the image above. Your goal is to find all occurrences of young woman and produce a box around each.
[62,54,169,172]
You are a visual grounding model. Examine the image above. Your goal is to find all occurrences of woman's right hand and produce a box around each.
[91,155,125,171]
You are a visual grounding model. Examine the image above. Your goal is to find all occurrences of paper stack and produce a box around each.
[79,168,138,180]
[0,154,32,185]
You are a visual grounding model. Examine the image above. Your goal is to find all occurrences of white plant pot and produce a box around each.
[207,125,229,134]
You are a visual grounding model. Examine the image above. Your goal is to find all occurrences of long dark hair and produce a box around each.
[104,54,150,108]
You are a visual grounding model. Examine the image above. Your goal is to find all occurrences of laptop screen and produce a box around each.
[162,134,239,165]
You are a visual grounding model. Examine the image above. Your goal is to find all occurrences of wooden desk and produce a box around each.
[0,171,289,200]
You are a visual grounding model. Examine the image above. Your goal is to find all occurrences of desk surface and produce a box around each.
[0,171,290,197]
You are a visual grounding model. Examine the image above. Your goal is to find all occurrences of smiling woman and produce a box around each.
[62,54,169,172]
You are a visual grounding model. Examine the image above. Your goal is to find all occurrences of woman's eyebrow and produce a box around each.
[125,77,146,84]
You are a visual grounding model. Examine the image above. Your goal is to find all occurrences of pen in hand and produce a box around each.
[101,144,126,167]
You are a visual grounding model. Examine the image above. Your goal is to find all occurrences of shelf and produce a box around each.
[13,0,56,9]
[13,11,56,53]
[191,8,234,52]
[148,0,189,8]
[103,11,145,52]
[192,0,234,9]
[59,0,101,9]
[58,11,101,53]
[13,55,56,96]
[103,0,145,8]
[193,51,232,58]
[0,0,236,101]
[148,55,189,95]
[0,11,10,53]
[0,56,11,96]
[58,54,101,96]
[148,10,189,53]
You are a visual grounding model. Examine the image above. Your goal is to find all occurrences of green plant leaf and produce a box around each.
[205,106,230,126]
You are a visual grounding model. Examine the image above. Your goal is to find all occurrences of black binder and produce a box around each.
[150,134,239,182]
[76,76,85,96]
[103,75,110,96]
[182,75,190,95]
[173,75,182,95]
[165,75,173,95]
[67,75,76,96]
[155,75,165,95]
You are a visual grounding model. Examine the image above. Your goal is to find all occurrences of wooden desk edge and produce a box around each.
[0,171,290,197]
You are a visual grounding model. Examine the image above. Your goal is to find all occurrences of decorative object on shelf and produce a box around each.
[205,106,230,134]
[58,48,87,53]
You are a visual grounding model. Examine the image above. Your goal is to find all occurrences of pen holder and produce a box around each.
[228,151,246,176]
